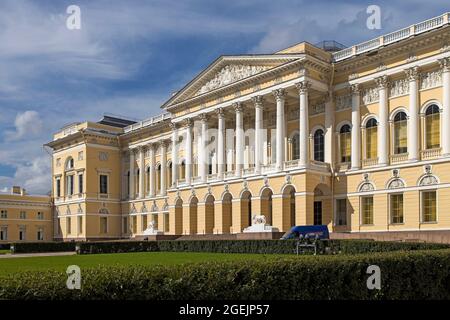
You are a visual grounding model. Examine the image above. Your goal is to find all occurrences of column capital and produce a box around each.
[272,88,286,100]
[405,66,420,81]
[438,57,450,72]
[159,140,168,148]
[184,118,193,128]
[252,95,265,106]
[215,107,225,118]
[374,75,390,89]
[295,81,310,94]
[199,113,208,122]
[169,122,177,130]
[350,83,360,94]
[233,102,243,113]
[138,145,147,153]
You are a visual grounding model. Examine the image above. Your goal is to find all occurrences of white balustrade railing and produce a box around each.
[421,148,442,160]
[284,159,299,169]
[261,163,276,173]
[333,13,449,62]
[390,153,409,164]
[243,167,255,176]
[362,158,379,167]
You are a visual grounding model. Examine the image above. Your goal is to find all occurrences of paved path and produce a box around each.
[0,251,76,259]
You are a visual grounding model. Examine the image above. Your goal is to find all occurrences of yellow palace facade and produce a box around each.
[37,13,450,242]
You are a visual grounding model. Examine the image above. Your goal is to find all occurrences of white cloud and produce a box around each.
[5,110,43,141]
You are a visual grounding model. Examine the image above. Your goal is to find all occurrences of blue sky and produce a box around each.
[0,0,448,194]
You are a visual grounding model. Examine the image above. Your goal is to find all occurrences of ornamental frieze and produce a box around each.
[196,65,270,95]
[420,70,442,90]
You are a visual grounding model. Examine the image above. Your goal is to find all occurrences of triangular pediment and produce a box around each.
[162,54,302,109]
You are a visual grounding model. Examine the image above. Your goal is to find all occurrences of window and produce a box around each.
[99,175,108,194]
[168,162,173,187]
[123,217,128,234]
[156,164,161,193]
[336,199,347,226]
[390,194,404,224]
[313,201,322,225]
[37,212,44,220]
[66,157,74,170]
[78,216,83,234]
[0,226,7,240]
[313,129,325,162]
[19,227,26,241]
[19,211,26,219]
[78,174,83,194]
[291,133,300,160]
[56,178,61,197]
[393,112,408,154]
[67,217,71,235]
[67,175,74,196]
[0,210,7,219]
[132,216,137,234]
[180,160,186,180]
[339,125,351,163]
[361,196,374,225]
[100,217,108,234]
[425,105,440,149]
[37,228,44,241]
[422,191,437,222]
[366,119,378,159]
[142,215,148,231]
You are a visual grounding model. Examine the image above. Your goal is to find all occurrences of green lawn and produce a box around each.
[0,249,10,255]
[0,252,293,276]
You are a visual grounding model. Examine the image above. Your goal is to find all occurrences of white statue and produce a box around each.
[143,219,163,235]
[243,214,279,233]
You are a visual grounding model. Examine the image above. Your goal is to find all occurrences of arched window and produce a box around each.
[393,112,408,154]
[313,129,324,162]
[65,157,74,170]
[156,164,161,193]
[146,166,151,194]
[366,118,378,159]
[425,104,440,149]
[136,169,140,194]
[180,160,186,180]
[291,133,300,160]
[339,125,351,163]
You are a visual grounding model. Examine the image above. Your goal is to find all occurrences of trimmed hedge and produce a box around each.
[2,249,450,300]
[11,242,77,254]
[77,239,450,255]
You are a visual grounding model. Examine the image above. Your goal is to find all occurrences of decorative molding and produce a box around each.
[335,94,352,111]
[375,75,390,88]
[361,86,379,105]
[196,64,269,95]
[389,78,409,97]
[438,57,450,72]
[233,102,243,113]
[311,101,325,115]
[420,69,442,89]
[252,95,264,106]
[405,66,420,81]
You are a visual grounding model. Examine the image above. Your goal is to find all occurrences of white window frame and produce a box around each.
[420,188,438,224]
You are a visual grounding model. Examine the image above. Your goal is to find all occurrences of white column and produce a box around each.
[324,93,334,164]
[129,150,135,199]
[148,144,155,197]
[351,84,361,170]
[296,82,310,167]
[185,119,193,184]
[405,67,420,161]
[170,123,178,187]
[160,141,167,195]
[216,108,225,178]
[199,113,208,182]
[439,58,450,156]
[273,89,285,171]
[376,75,389,165]
[253,95,264,174]
[138,146,145,199]
[234,102,244,177]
